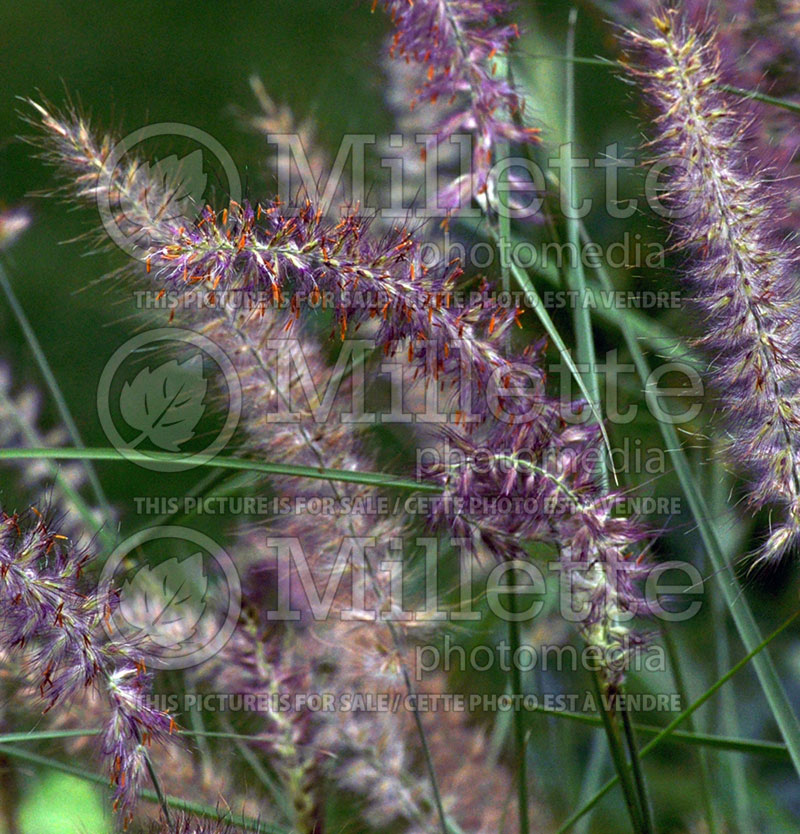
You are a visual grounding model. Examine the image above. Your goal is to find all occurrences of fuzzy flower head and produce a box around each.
[426,423,649,685]
[611,0,800,225]
[31,101,651,685]
[0,206,31,249]
[0,508,102,700]
[623,9,800,563]
[26,100,188,261]
[0,508,175,824]
[377,0,540,211]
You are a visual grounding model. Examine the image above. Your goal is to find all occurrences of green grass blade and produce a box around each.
[619,705,654,834]
[0,446,438,493]
[590,672,644,833]
[530,251,695,365]
[555,608,800,831]
[573,734,605,834]
[507,566,530,834]
[562,8,608,490]
[0,743,290,834]
[660,625,717,832]
[500,255,616,476]
[4,721,787,759]
[464,209,696,364]
[709,457,754,829]
[520,705,789,757]
[718,83,800,115]
[0,386,115,550]
[0,257,112,522]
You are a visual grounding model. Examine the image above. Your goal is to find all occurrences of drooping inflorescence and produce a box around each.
[377,0,540,210]
[28,100,454,829]
[4,1,800,829]
[622,9,800,562]
[31,99,650,687]
[0,508,175,823]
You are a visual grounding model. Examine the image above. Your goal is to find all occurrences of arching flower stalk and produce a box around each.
[195,310,417,831]
[0,508,175,824]
[30,101,455,825]
[623,9,800,562]
[31,102,649,688]
[368,3,645,680]
[154,200,647,681]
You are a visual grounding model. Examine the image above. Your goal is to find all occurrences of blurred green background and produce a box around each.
[0,0,391,510]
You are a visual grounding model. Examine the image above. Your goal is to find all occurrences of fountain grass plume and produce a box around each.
[0,507,175,824]
[622,8,800,564]
[30,98,650,686]
[376,0,540,211]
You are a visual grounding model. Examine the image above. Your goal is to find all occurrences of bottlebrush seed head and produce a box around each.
[0,508,175,823]
[622,9,800,564]
[377,0,540,210]
[31,101,650,684]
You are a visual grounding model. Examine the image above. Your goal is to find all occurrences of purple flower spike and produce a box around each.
[623,10,800,563]
[0,508,175,824]
[32,102,652,685]
[377,0,540,211]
